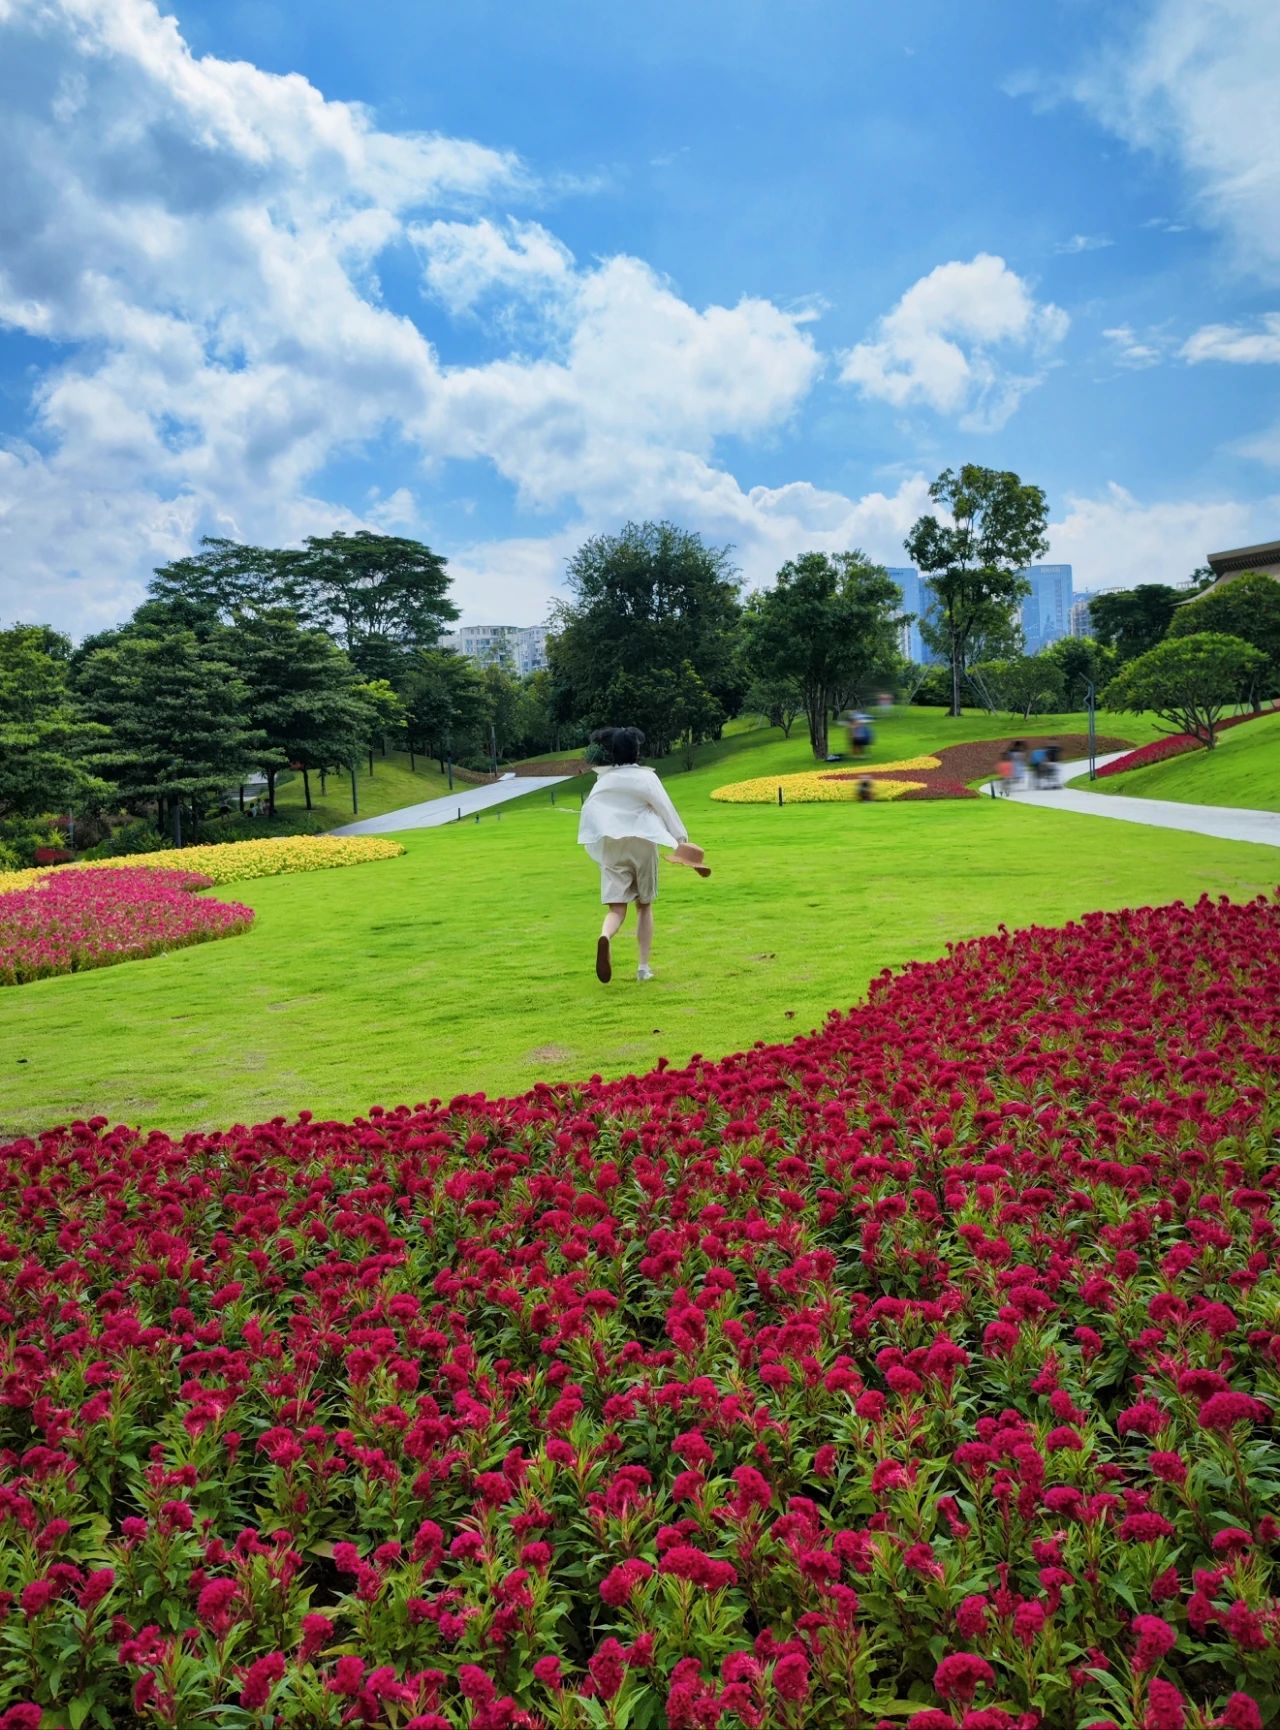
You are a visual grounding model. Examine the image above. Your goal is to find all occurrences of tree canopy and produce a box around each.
[1166,574,1280,706]
[1089,584,1184,663]
[1103,632,1267,748]
[742,551,903,758]
[0,625,106,822]
[905,465,1049,717]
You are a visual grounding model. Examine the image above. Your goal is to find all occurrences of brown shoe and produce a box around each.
[596,935,612,983]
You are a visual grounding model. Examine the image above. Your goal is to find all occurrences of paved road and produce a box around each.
[982,752,1280,850]
[330,774,572,836]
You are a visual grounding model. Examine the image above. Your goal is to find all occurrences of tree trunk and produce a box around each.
[303,768,312,811]
[409,749,415,771]
[381,735,387,757]
[157,797,167,837]
[238,785,245,813]
[368,749,374,776]
[172,802,182,848]
[266,768,277,816]
[950,649,962,718]
[806,686,828,758]
[320,768,327,795]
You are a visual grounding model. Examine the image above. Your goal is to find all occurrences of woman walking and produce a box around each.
[578,727,699,984]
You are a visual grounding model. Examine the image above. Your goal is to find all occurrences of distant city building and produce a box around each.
[1197,538,1280,601]
[442,624,550,676]
[1018,564,1074,652]
[885,566,942,664]
[1069,591,1098,639]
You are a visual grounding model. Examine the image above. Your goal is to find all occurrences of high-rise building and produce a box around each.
[1018,565,1074,652]
[1068,592,1098,639]
[441,624,550,676]
[885,566,942,664]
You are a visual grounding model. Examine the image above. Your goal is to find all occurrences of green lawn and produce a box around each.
[273,748,453,829]
[1088,710,1280,812]
[5,710,1276,1137]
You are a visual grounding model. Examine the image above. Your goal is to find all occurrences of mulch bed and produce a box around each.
[824,733,1133,800]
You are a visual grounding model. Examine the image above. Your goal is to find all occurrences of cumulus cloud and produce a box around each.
[1047,482,1278,590]
[839,254,1068,432]
[1066,0,1280,279]
[0,0,844,635]
[1181,314,1280,364]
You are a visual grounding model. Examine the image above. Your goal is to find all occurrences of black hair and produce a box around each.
[587,726,645,766]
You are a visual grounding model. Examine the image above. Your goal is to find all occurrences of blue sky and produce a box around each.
[1,0,1277,636]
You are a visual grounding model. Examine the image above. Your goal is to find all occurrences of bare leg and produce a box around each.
[601,903,628,939]
[636,902,654,968]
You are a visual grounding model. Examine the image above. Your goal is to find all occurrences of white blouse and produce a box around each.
[577,764,689,862]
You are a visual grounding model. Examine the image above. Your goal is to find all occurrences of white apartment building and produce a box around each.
[442,624,550,676]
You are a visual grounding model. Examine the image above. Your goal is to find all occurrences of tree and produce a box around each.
[76,630,263,842]
[353,679,406,776]
[1089,585,1183,663]
[402,650,490,771]
[149,539,311,623]
[482,663,521,765]
[231,611,370,813]
[298,532,457,660]
[552,521,742,752]
[904,464,1049,718]
[1166,573,1280,708]
[0,625,107,822]
[670,661,725,768]
[1042,636,1118,710]
[1103,633,1267,748]
[742,552,904,759]
[744,673,806,738]
[969,653,1066,721]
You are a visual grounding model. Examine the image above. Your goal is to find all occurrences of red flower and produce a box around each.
[934,1653,995,1704]
[238,1653,285,1710]
[1198,1392,1269,1431]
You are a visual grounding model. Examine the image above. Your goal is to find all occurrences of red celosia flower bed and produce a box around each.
[1097,705,1280,780]
[2,894,1279,1728]
[825,735,1133,800]
[0,866,253,985]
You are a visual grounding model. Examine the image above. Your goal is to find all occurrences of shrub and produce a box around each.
[81,818,171,859]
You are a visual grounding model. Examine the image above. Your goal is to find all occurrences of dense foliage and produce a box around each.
[0,894,1276,1727]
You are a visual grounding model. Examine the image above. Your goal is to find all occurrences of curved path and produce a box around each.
[984,752,1280,850]
[331,773,571,836]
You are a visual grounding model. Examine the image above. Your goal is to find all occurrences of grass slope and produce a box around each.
[273,748,452,828]
[5,710,1275,1136]
[1091,710,1280,812]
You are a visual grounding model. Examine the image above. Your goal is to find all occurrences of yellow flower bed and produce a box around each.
[0,836,404,895]
[712,773,927,804]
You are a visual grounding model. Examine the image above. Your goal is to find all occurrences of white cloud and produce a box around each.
[1181,314,1280,364]
[0,0,828,636]
[411,217,574,313]
[1048,482,1279,590]
[1054,233,1112,254]
[1102,325,1165,368]
[839,254,1068,432]
[1068,0,1280,279]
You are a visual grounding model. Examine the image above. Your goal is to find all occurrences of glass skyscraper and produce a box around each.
[1018,564,1074,652]
[884,566,942,664]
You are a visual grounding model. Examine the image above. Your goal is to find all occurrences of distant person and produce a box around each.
[1029,745,1047,788]
[995,749,1014,796]
[857,778,875,802]
[848,711,874,757]
[578,726,703,985]
[1044,743,1062,789]
[1010,740,1027,789]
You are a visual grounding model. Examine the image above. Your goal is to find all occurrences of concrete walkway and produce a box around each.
[982,752,1280,850]
[330,773,572,836]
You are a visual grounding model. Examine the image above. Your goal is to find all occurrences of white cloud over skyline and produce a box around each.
[0,0,1273,641]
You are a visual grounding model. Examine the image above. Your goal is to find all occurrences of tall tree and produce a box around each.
[1103,633,1267,749]
[1089,584,1183,663]
[1042,636,1118,710]
[298,532,457,660]
[402,649,491,771]
[552,521,742,751]
[0,625,106,821]
[904,465,1049,718]
[1166,573,1280,708]
[149,538,311,622]
[741,552,903,758]
[231,611,371,814]
[76,630,262,842]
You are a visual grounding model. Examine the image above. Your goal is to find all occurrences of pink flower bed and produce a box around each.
[1097,704,1280,779]
[0,894,1278,1727]
[0,866,253,985]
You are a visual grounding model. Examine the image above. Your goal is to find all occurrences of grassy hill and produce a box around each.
[272,747,452,828]
[1091,710,1280,812]
[5,708,1277,1136]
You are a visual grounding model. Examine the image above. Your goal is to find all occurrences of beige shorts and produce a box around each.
[599,837,659,904]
